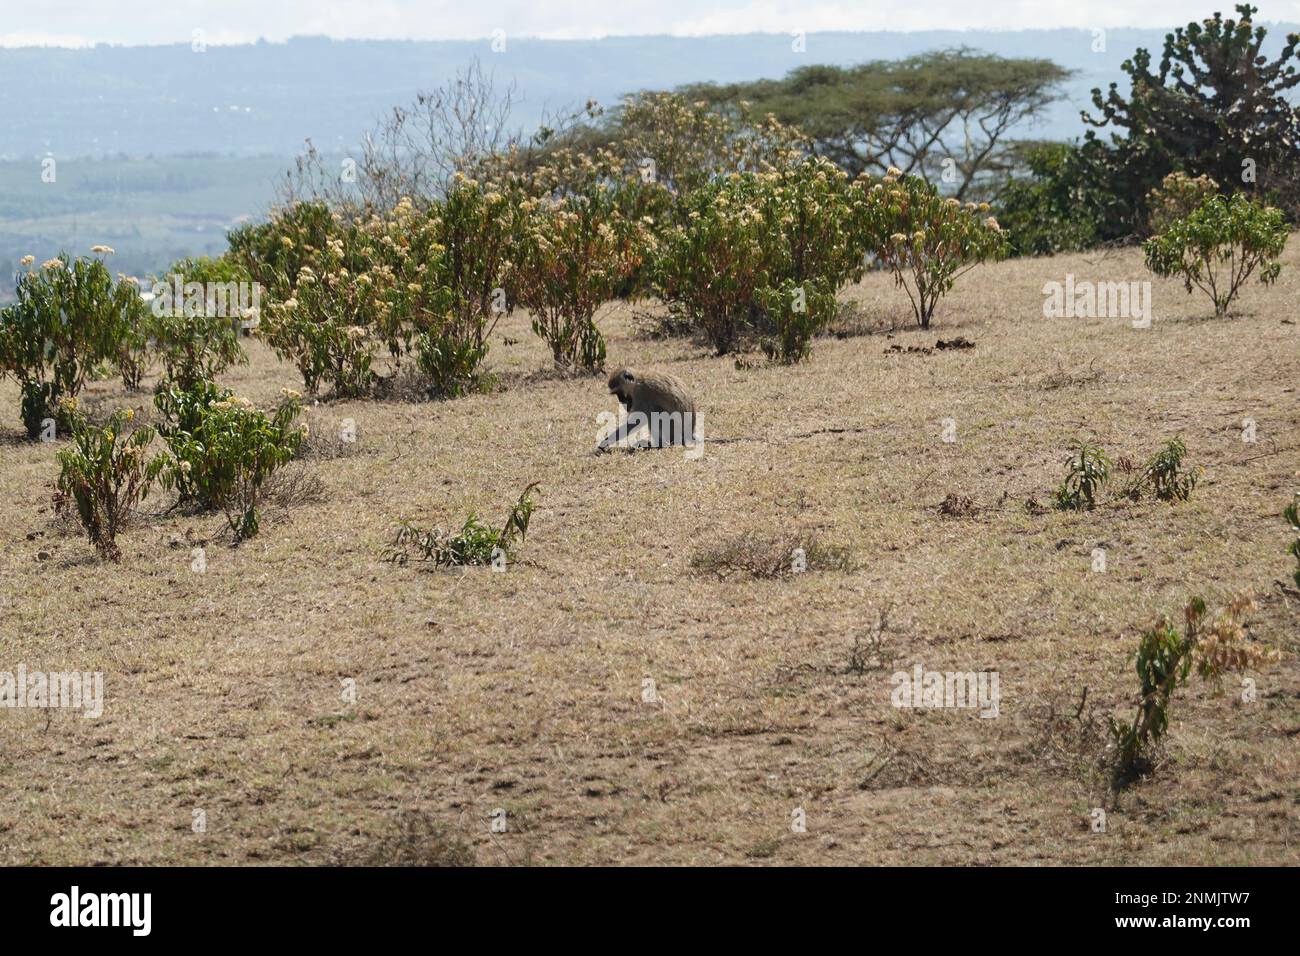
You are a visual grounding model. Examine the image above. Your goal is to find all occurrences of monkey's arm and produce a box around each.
[595,412,651,452]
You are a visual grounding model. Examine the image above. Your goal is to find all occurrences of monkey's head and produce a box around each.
[608,367,636,408]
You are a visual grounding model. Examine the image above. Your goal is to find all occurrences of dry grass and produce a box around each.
[2,240,1298,865]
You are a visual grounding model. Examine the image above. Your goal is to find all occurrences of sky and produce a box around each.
[5,0,1300,47]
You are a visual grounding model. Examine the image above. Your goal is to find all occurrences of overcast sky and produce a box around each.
[5,1,1299,47]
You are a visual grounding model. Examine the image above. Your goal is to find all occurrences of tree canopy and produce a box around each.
[679,49,1071,198]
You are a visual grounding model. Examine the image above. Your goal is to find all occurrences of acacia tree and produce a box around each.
[682,49,1070,198]
[1083,4,1300,219]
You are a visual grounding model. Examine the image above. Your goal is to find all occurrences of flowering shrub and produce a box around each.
[610,92,806,197]
[1143,193,1288,318]
[258,211,398,397]
[55,407,168,561]
[759,158,864,285]
[231,201,395,398]
[257,186,515,399]
[653,158,864,356]
[0,254,145,437]
[1146,171,1220,235]
[612,92,737,195]
[653,174,770,353]
[414,177,517,396]
[160,389,305,539]
[153,378,232,503]
[868,171,1008,329]
[227,200,343,300]
[512,155,645,372]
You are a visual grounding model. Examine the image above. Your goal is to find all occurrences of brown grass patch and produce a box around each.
[1,245,1297,865]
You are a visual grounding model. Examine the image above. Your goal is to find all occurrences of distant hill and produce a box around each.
[5,26,1297,161]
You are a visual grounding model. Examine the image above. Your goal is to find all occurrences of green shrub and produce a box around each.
[1109,595,1277,779]
[55,407,168,561]
[995,142,1111,256]
[1143,193,1288,318]
[227,200,342,301]
[147,256,251,391]
[513,174,639,372]
[0,255,144,437]
[1054,439,1112,511]
[383,482,540,568]
[757,279,837,364]
[869,171,1008,328]
[160,389,305,539]
[413,177,518,396]
[652,158,865,356]
[153,378,233,503]
[256,191,506,400]
[652,175,769,354]
[259,238,383,397]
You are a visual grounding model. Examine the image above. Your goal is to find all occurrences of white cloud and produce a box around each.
[0,1,1289,47]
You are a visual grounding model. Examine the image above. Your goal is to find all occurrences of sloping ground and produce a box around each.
[1,240,1297,865]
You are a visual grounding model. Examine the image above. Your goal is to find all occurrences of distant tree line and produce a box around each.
[282,3,1299,259]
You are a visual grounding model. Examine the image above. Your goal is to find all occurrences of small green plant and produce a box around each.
[160,390,305,539]
[1285,494,1300,590]
[1053,439,1112,511]
[55,407,168,561]
[1108,594,1277,781]
[383,482,540,568]
[1143,193,1289,318]
[1126,436,1199,501]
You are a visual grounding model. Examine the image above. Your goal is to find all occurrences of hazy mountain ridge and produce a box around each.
[14,27,1300,160]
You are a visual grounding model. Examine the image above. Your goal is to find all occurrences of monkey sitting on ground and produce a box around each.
[597,367,698,452]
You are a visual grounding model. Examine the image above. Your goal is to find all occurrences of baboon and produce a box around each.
[597,367,698,452]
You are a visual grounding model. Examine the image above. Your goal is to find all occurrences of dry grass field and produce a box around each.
[2,240,1298,866]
